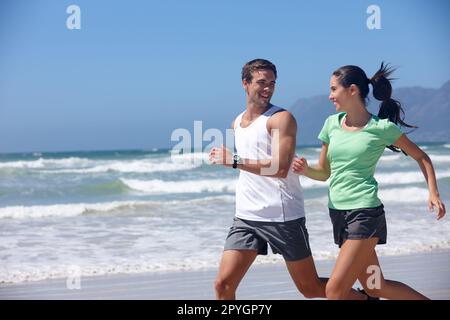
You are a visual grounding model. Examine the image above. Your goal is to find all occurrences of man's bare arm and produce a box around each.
[209,111,297,178]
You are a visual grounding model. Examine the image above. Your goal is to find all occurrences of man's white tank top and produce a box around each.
[234,105,305,222]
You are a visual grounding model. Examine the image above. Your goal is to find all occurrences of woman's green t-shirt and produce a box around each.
[318,112,403,210]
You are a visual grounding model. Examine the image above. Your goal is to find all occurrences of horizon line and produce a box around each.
[1,141,449,156]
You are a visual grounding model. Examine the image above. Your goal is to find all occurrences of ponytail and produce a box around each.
[370,62,417,153]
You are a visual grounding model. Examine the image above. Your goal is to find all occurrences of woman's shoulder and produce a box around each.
[324,112,344,125]
[369,114,399,130]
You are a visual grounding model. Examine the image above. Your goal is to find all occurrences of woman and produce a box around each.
[292,63,446,300]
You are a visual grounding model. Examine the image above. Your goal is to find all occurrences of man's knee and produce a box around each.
[299,286,320,299]
[214,278,225,293]
[295,281,323,299]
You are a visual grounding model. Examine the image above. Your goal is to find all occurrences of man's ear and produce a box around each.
[243,79,250,91]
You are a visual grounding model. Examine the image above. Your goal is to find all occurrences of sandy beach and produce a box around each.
[1,249,449,300]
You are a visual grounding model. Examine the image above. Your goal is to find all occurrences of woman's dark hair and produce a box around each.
[332,62,417,153]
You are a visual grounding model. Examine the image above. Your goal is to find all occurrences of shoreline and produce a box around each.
[1,249,449,300]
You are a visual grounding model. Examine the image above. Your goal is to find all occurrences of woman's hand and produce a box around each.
[428,192,446,220]
[292,157,309,175]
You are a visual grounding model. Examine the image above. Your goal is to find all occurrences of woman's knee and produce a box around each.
[364,288,381,298]
[325,280,348,300]
[214,277,234,295]
[360,281,385,298]
[359,274,386,298]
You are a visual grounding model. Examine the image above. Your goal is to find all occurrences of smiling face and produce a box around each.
[329,75,355,112]
[243,70,276,108]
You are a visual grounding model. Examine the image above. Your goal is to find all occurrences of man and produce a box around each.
[209,59,367,300]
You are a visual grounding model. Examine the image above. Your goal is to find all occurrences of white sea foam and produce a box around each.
[428,154,450,163]
[0,196,235,219]
[0,156,204,174]
[0,182,420,217]
[0,259,221,284]
[121,178,237,194]
[379,154,402,162]
[0,201,154,219]
[50,160,199,174]
[299,176,328,189]
[2,147,449,285]
[375,170,450,185]
[0,157,91,169]
[378,153,450,164]
[378,187,429,203]
[300,169,449,189]
[2,216,449,284]
[170,152,210,163]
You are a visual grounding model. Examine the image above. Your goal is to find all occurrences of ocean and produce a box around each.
[1,144,449,284]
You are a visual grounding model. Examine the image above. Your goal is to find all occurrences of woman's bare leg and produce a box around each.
[357,249,429,300]
[325,238,379,299]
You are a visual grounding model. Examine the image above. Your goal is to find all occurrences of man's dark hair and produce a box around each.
[241,59,277,83]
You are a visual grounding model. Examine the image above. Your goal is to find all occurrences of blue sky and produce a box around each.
[1,0,449,152]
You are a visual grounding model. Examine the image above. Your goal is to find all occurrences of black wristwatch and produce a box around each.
[232,154,242,169]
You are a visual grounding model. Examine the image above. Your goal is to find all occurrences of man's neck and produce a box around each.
[245,102,271,120]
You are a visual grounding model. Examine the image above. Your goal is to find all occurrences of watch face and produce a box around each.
[232,154,238,168]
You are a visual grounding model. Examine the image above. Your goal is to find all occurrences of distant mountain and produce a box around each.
[290,80,450,145]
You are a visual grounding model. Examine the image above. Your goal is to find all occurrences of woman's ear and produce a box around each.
[349,84,359,97]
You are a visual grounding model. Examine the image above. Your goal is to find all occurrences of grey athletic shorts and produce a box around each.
[224,216,312,261]
[329,204,387,247]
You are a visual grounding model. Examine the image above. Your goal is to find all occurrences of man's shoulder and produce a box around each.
[268,106,295,122]
[231,110,246,128]
[267,107,297,132]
